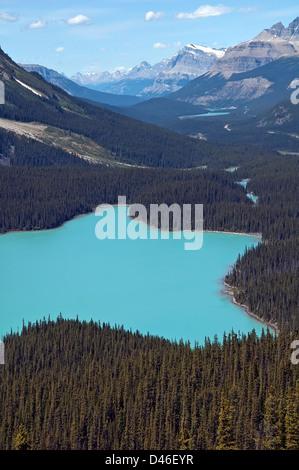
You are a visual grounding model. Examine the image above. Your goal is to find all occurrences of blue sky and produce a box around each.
[0,0,298,76]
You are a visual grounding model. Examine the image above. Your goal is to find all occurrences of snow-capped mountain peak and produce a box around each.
[71,43,224,97]
[141,43,225,97]
[186,44,225,58]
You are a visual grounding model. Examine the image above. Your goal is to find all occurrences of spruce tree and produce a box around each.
[14,425,30,450]
[216,395,238,450]
[285,384,299,450]
[263,387,283,450]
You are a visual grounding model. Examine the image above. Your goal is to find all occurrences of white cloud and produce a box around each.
[0,12,18,22]
[145,11,166,22]
[175,4,232,20]
[28,19,47,29]
[55,46,65,53]
[153,41,182,49]
[153,42,168,49]
[67,14,91,26]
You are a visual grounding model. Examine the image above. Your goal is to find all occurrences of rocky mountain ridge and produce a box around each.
[211,17,299,76]
[71,44,225,97]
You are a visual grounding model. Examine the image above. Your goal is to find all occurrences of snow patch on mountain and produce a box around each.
[14,78,46,98]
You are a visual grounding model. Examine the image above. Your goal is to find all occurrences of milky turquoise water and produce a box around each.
[196,112,230,117]
[179,112,230,120]
[0,207,267,345]
[237,179,259,203]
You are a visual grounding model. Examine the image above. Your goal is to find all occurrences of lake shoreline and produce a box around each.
[0,205,262,239]
[223,280,279,335]
[204,230,261,238]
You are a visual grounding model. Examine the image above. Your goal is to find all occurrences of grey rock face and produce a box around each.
[142,44,225,97]
[190,77,273,106]
[211,17,299,77]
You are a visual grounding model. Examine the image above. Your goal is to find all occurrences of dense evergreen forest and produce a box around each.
[0,165,256,234]
[225,154,299,330]
[0,318,298,450]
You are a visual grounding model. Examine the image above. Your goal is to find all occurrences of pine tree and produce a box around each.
[285,384,299,450]
[178,419,191,450]
[14,425,30,450]
[216,395,238,450]
[263,387,283,450]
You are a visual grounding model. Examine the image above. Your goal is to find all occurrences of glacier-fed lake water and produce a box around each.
[0,206,268,345]
[179,112,230,119]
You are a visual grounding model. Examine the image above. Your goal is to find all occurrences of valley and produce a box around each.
[0,8,298,453]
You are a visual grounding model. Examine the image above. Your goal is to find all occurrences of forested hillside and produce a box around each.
[0,165,254,234]
[0,47,278,170]
[225,157,299,329]
[0,318,298,450]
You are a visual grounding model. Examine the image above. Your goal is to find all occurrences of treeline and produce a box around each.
[0,76,276,169]
[0,129,90,167]
[0,165,256,234]
[225,156,299,329]
[0,318,298,450]
[226,238,299,329]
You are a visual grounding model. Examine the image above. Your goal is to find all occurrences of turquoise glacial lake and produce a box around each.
[0,206,267,345]
[179,112,230,120]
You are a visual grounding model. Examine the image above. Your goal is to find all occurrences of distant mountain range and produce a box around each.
[71,44,225,97]
[68,18,299,100]
[17,16,299,157]
[211,17,299,76]
[0,47,238,170]
[170,55,299,113]
[162,18,299,118]
[71,60,167,97]
[20,64,142,107]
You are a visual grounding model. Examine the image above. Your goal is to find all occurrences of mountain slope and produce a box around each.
[96,98,207,124]
[0,47,258,170]
[141,44,225,97]
[169,55,299,114]
[20,64,142,106]
[211,17,299,76]
[256,99,299,134]
[158,98,299,156]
